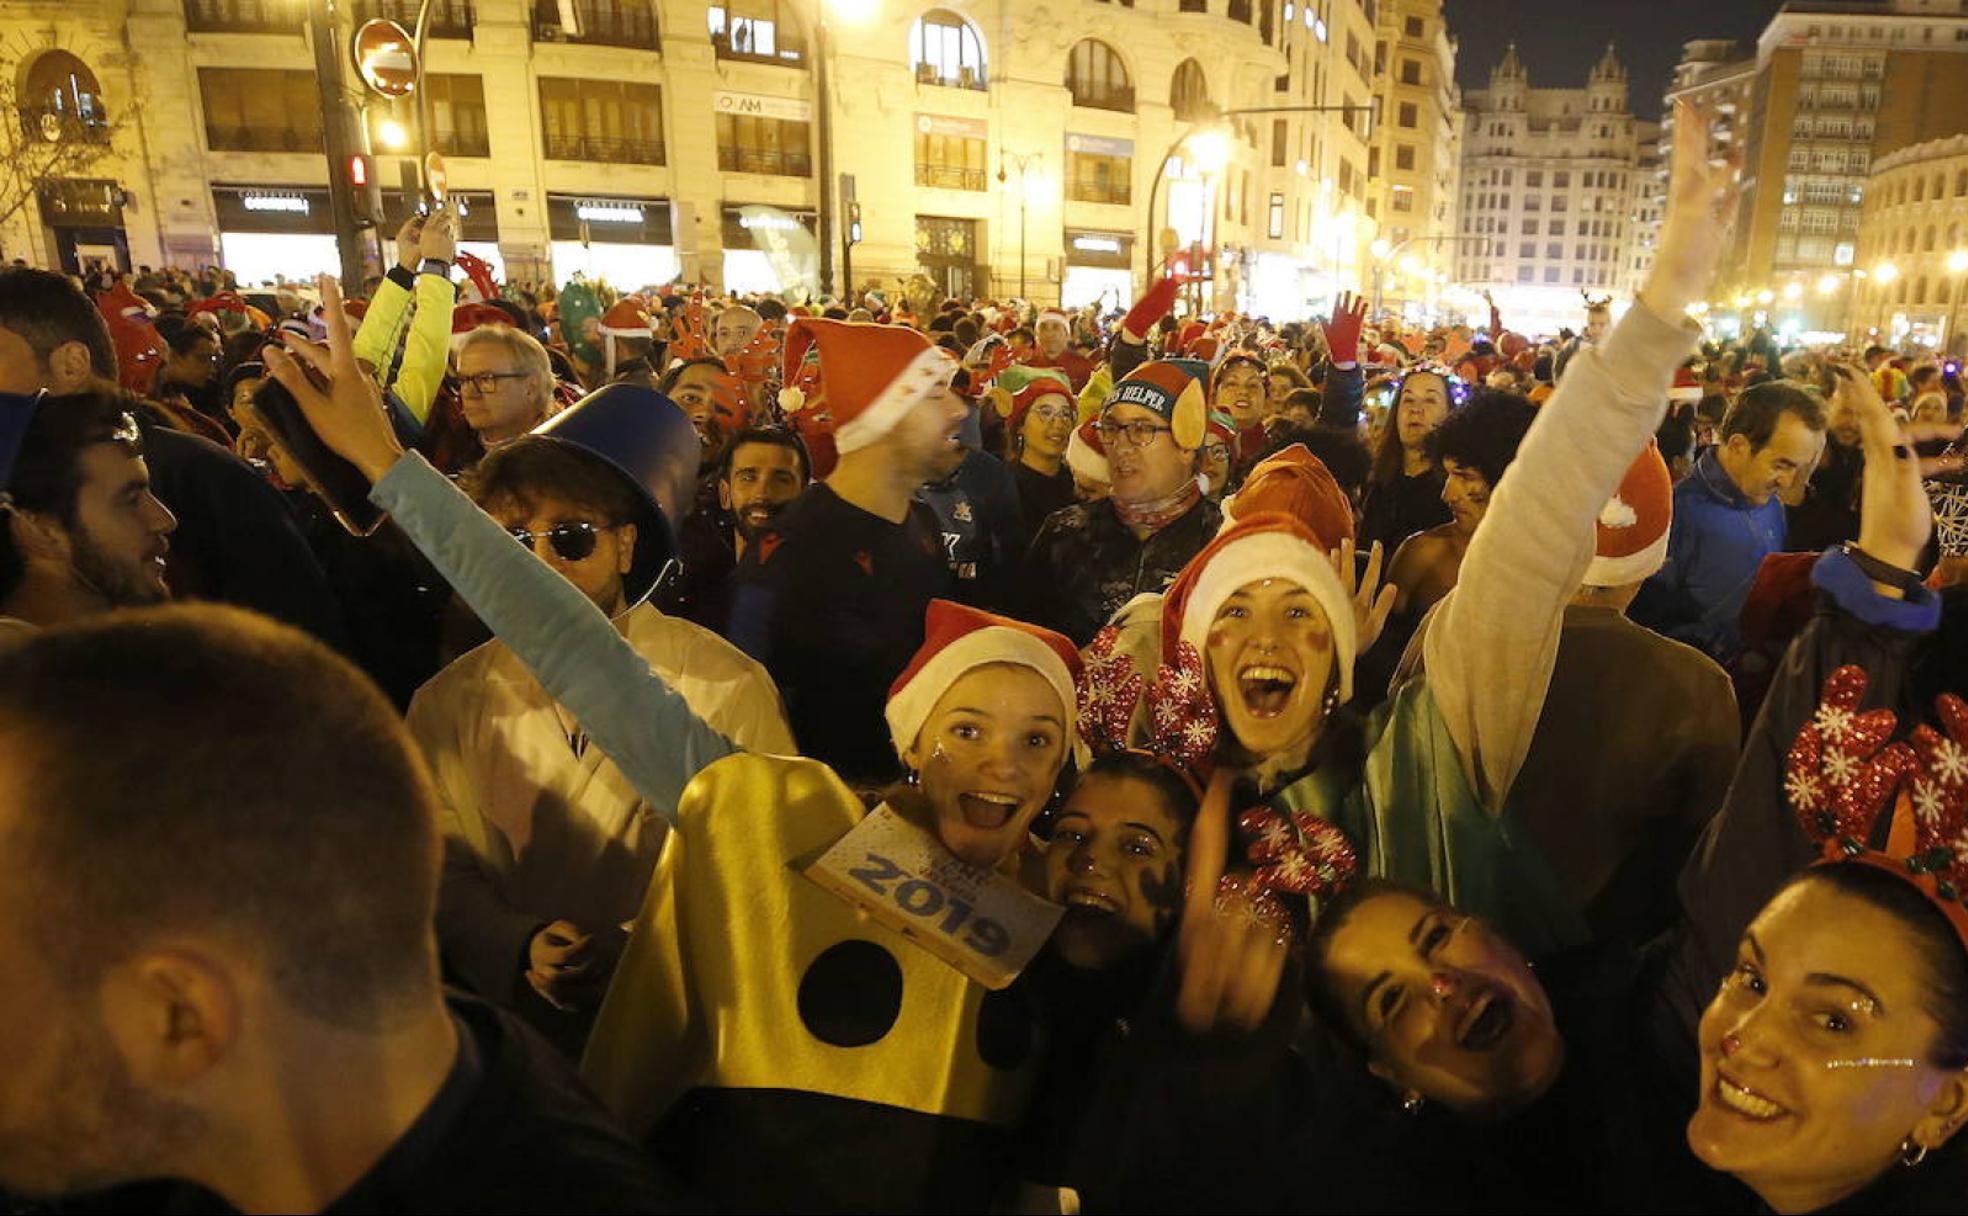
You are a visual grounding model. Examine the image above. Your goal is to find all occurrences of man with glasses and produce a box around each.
[1018,359,1221,645]
[455,325,559,451]
[406,386,792,1052]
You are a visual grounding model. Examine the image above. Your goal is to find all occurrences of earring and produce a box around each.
[1322,684,1341,717]
[1401,1091,1425,1115]
[906,768,921,788]
[1899,1137,1929,1168]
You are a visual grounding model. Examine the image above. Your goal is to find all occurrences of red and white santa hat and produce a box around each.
[599,298,654,377]
[1584,441,1673,587]
[1161,512,1358,702]
[776,318,957,455]
[886,600,1083,758]
[1669,366,1703,404]
[1221,443,1355,552]
[451,302,514,349]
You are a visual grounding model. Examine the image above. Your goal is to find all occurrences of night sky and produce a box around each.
[1442,0,1787,119]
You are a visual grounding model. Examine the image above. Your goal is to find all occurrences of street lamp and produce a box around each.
[997,151,1042,300]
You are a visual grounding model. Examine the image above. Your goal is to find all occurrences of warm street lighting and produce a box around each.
[1817,274,1842,296]
[1875,261,1901,284]
[1949,249,1968,274]
[378,118,408,151]
[1781,282,1802,301]
[1186,129,1232,177]
[1370,238,1392,261]
[827,0,880,23]
[1755,289,1775,305]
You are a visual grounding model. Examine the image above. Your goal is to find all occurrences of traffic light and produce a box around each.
[347,153,384,227]
[848,201,863,247]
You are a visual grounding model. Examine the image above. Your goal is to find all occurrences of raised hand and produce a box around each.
[1174,768,1292,1035]
[420,206,457,264]
[1322,291,1368,367]
[263,274,405,484]
[1639,97,1743,321]
[393,213,425,273]
[1331,536,1396,654]
[1837,363,1964,572]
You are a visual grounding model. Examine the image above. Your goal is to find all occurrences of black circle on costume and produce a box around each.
[797,940,903,1047]
[975,987,1034,1070]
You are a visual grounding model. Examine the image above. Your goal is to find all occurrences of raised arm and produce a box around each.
[1424,99,1736,810]
[266,275,736,823]
[392,209,461,425]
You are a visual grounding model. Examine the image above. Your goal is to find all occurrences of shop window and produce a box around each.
[709,0,806,64]
[24,51,111,144]
[1066,147,1132,205]
[914,128,986,190]
[1172,59,1211,122]
[1066,40,1133,112]
[199,68,320,153]
[538,77,665,164]
[716,113,813,176]
[910,10,986,90]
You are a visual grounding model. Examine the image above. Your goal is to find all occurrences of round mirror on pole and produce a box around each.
[351,18,419,99]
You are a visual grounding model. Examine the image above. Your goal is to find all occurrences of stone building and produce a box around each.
[1,0,1412,317]
[1363,0,1459,320]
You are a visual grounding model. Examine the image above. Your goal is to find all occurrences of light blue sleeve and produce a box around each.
[370,453,736,822]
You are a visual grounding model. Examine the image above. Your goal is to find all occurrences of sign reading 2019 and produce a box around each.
[805,806,1064,989]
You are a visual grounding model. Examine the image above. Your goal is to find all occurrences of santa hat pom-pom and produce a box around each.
[778,385,807,413]
[1599,495,1638,530]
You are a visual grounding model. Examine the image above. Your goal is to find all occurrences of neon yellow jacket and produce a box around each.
[353,269,454,426]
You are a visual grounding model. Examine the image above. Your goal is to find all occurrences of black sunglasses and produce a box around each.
[506,520,616,562]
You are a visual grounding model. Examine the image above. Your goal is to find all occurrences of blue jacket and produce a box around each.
[1633,449,1786,662]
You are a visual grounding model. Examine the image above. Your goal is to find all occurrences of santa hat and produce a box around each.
[1221,443,1355,552]
[1668,366,1703,404]
[1037,309,1071,329]
[1101,359,1209,451]
[1162,512,1358,702]
[452,302,512,338]
[775,319,956,455]
[599,298,654,378]
[987,365,1075,432]
[1066,417,1109,486]
[885,600,1082,758]
[1583,441,1672,587]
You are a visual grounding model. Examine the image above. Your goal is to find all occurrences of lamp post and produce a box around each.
[998,150,1041,300]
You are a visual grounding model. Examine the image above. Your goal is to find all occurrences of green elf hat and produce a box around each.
[1101,359,1210,452]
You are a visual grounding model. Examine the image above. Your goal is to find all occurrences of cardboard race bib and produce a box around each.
[803,805,1064,990]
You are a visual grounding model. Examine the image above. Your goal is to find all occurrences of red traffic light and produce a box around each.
[347,154,370,188]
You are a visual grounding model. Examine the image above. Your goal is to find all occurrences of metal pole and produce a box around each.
[309,0,366,289]
[409,0,436,200]
[1018,185,1026,299]
[813,11,836,297]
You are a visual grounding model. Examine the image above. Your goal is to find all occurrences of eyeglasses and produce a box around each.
[459,369,533,395]
[1031,403,1076,425]
[1093,418,1174,448]
[1203,442,1232,464]
[506,520,617,563]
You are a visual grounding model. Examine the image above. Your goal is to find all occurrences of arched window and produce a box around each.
[1227,0,1252,20]
[1915,275,1928,305]
[1925,225,1938,251]
[1066,39,1132,112]
[1170,58,1210,121]
[910,9,985,89]
[20,50,108,142]
[709,0,807,64]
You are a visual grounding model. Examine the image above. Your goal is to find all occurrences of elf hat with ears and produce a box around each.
[987,365,1076,432]
[1100,359,1210,452]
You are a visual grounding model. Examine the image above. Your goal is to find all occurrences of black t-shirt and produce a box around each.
[729,483,952,785]
[29,994,685,1215]
[1008,459,1076,560]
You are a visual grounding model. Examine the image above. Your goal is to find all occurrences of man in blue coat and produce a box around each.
[1633,380,1826,662]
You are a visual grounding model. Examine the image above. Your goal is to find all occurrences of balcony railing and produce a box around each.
[1069,86,1135,114]
[535,1,660,51]
[717,146,813,176]
[915,164,986,191]
[434,128,491,158]
[206,124,323,154]
[542,131,665,165]
[184,0,295,33]
[355,0,477,38]
[912,62,986,91]
[19,107,112,145]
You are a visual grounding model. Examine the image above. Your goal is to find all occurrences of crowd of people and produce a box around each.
[1,100,1967,1214]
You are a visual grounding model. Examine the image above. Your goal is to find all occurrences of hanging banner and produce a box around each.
[916,113,988,141]
[1066,132,1134,159]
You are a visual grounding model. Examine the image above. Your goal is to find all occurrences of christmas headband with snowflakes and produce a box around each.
[1390,360,1471,411]
[1785,665,1968,952]
[1077,620,1359,917]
